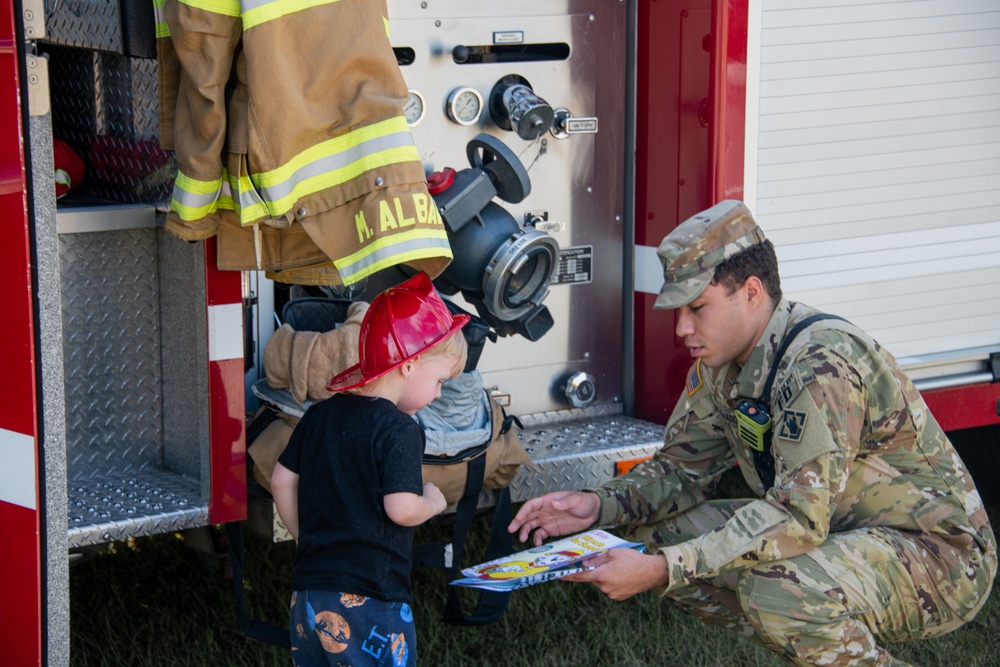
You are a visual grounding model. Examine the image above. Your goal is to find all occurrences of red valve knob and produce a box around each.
[426,167,456,195]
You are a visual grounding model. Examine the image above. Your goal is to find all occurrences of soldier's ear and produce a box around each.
[742,275,766,306]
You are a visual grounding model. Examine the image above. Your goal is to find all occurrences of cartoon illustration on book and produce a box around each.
[451,529,644,592]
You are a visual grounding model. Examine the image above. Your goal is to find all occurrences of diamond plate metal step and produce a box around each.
[509,407,664,502]
[67,468,207,548]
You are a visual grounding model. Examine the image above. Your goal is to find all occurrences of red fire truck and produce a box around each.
[2,0,998,664]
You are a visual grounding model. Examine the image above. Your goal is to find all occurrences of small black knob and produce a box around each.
[453,45,471,63]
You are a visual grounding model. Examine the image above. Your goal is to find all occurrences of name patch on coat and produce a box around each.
[776,410,807,442]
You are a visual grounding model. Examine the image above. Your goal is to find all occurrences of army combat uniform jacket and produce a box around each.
[154,0,451,285]
[590,299,996,598]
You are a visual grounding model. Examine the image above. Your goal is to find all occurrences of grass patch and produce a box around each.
[70,503,1000,666]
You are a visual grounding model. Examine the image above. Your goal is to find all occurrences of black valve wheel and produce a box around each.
[466,133,531,204]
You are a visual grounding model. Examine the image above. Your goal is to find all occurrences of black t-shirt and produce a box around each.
[278,393,425,603]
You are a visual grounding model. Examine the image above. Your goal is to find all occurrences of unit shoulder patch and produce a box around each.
[776,410,808,442]
[772,369,804,413]
[686,359,703,396]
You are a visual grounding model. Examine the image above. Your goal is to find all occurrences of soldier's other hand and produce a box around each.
[508,491,600,546]
[561,549,668,600]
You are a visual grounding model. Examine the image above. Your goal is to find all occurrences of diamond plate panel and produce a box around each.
[44,0,124,53]
[509,412,665,502]
[67,469,208,548]
[61,229,164,477]
[47,45,175,205]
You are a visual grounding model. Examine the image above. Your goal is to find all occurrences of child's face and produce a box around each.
[396,354,460,415]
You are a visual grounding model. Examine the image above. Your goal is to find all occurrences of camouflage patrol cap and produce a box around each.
[654,200,767,310]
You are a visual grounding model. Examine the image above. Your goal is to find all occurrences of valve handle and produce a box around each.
[466,133,531,204]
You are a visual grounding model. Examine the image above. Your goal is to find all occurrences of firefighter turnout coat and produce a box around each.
[154,0,452,285]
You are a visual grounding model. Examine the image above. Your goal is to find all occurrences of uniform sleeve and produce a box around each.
[659,349,864,592]
[378,416,426,496]
[588,368,736,532]
[159,1,242,241]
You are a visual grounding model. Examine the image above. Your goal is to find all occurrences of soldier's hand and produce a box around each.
[561,549,668,600]
[508,491,600,546]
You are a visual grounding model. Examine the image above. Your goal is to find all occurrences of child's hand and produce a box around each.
[423,482,448,515]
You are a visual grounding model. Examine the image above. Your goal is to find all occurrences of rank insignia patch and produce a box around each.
[686,359,703,396]
[777,410,807,442]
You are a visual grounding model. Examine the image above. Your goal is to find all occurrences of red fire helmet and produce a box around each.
[327,272,469,393]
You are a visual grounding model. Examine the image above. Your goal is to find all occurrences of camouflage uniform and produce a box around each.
[588,201,997,666]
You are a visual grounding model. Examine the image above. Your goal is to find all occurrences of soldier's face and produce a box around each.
[675,281,757,368]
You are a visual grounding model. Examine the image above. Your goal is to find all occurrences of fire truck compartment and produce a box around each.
[57,206,213,548]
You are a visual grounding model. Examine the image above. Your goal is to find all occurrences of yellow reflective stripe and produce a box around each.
[334,228,452,284]
[236,117,418,225]
[152,0,170,38]
[171,198,219,221]
[170,171,223,221]
[54,169,72,188]
[175,170,222,195]
[252,146,419,222]
[225,172,270,223]
[344,246,453,285]
[254,117,413,193]
[157,0,363,36]
[218,177,236,211]
[242,0,343,30]
[178,0,240,16]
[218,193,236,211]
[383,15,389,37]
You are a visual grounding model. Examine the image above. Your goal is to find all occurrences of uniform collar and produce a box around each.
[729,297,795,400]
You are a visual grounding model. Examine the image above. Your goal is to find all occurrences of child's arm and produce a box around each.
[271,461,301,541]
[384,482,448,527]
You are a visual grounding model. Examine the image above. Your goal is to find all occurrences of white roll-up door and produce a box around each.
[744,0,1000,383]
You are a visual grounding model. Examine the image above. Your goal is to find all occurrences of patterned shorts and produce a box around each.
[289,590,416,667]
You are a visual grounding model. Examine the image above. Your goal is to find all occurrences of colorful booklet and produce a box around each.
[449,529,644,592]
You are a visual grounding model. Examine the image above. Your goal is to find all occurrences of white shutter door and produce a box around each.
[745,0,1000,381]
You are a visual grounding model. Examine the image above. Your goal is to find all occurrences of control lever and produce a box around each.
[550,108,599,139]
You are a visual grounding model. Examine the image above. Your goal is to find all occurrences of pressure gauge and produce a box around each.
[446,87,484,126]
[403,89,426,127]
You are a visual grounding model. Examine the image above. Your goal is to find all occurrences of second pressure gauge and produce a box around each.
[404,89,426,127]
[446,87,484,126]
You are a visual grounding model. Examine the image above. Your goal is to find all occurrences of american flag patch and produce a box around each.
[686,359,703,396]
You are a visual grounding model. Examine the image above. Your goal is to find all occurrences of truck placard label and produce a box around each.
[552,246,593,285]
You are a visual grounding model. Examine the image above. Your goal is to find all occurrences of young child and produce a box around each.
[271,271,469,667]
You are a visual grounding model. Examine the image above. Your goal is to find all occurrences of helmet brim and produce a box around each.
[326,313,470,393]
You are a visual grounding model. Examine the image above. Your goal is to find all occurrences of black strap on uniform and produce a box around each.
[410,455,514,626]
[411,417,518,626]
[752,314,847,490]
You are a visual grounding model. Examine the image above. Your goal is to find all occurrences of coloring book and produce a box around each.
[450,529,644,592]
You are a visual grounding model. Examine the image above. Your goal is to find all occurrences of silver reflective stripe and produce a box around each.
[253,131,415,208]
[240,0,277,11]
[336,235,452,281]
[172,186,219,211]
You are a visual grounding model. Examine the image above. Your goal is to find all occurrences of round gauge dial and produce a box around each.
[403,89,426,127]
[446,87,484,126]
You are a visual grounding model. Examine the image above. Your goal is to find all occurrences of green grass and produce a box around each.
[70,502,1000,667]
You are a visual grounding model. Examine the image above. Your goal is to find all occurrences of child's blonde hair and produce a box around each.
[351,329,467,396]
[421,328,468,377]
